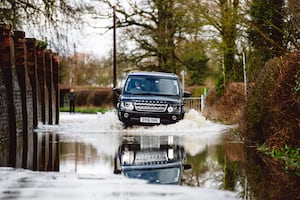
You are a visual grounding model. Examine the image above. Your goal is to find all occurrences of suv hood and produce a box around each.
[121,95,181,103]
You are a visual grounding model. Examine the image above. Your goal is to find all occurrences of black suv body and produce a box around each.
[114,71,189,126]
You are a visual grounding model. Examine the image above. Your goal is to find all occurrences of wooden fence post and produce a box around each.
[45,50,53,124]
[25,38,39,128]
[13,31,32,134]
[0,23,19,167]
[0,24,11,141]
[36,46,46,124]
[52,54,59,124]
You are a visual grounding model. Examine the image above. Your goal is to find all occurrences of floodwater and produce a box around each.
[0,110,299,200]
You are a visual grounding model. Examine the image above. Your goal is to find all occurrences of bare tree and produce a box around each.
[192,0,242,83]
[60,53,114,86]
[0,0,95,54]
[99,0,191,73]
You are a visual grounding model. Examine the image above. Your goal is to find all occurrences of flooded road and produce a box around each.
[0,110,299,200]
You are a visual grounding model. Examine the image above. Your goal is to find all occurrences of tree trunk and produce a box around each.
[156,0,176,73]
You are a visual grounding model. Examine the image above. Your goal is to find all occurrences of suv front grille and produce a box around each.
[134,100,167,112]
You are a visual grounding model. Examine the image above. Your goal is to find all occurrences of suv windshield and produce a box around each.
[124,76,180,96]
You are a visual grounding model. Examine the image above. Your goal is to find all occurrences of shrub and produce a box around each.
[241,58,281,142]
[75,90,90,106]
[92,90,113,106]
[215,75,225,97]
[204,82,245,124]
[241,51,300,148]
[65,87,114,107]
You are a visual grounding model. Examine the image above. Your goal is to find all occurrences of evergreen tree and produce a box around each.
[248,0,286,63]
[180,41,209,85]
[219,0,240,82]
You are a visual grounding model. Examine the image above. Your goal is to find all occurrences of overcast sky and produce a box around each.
[76,22,113,58]
[75,0,119,58]
[21,1,114,58]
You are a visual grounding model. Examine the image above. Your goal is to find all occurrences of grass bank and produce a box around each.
[203,82,246,125]
[60,106,113,114]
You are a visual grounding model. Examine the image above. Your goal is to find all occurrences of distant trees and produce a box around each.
[60,53,113,86]
[102,0,184,73]
[99,0,211,85]
[2,0,299,88]
[180,41,209,85]
[248,0,286,63]
[219,0,240,82]
[246,0,300,81]
[193,0,242,85]
[100,0,300,87]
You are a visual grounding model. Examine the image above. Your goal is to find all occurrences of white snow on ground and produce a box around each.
[0,168,237,200]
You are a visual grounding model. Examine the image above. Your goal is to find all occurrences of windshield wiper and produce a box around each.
[157,93,177,96]
[137,92,157,95]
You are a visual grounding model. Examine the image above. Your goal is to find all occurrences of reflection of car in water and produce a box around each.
[113,71,191,127]
[114,135,191,184]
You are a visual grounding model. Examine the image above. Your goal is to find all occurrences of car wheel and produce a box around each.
[123,123,132,129]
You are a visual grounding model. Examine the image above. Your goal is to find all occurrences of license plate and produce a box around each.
[140,117,160,124]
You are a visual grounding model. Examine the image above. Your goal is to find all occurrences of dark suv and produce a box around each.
[114,71,190,126]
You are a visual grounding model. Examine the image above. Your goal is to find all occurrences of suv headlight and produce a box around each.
[167,107,174,112]
[121,101,134,111]
[167,105,181,113]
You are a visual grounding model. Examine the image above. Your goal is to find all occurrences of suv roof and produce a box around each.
[128,71,178,78]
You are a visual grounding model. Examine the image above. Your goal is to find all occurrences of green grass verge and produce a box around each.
[60,106,113,114]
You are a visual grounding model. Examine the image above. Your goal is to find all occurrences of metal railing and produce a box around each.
[184,96,205,112]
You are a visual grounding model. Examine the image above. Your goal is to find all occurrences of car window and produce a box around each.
[158,79,179,95]
[125,78,144,93]
[124,76,179,95]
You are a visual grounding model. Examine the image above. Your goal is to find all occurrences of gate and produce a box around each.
[184,96,205,112]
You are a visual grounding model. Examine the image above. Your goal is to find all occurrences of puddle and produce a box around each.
[0,110,299,200]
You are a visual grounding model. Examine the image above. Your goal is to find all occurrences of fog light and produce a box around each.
[124,113,129,118]
[172,115,177,121]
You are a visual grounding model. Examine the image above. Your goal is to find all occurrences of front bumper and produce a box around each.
[118,110,184,125]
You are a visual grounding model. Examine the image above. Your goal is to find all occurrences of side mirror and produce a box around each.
[183,164,192,172]
[113,87,121,95]
[183,91,191,98]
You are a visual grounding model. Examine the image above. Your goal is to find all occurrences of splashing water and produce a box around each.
[37,109,229,136]
[126,109,229,135]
